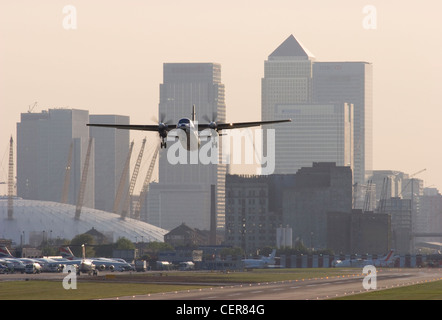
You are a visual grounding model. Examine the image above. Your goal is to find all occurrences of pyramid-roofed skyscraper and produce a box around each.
[262,34,372,185]
[268,34,315,60]
[262,35,315,121]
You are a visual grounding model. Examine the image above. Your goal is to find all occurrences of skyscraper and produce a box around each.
[89,114,130,213]
[313,62,373,184]
[262,35,315,122]
[262,35,355,176]
[17,109,94,208]
[262,35,372,184]
[274,103,354,173]
[145,63,227,231]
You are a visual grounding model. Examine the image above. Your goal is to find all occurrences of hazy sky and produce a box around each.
[1,0,441,194]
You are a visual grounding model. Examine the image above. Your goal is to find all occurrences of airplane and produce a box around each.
[331,257,366,268]
[369,250,397,267]
[332,250,397,268]
[77,244,97,275]
[0,246,67,273]
[1,246,74,273]
[60,246,132,272]
[0,259,27,273]
[242,249,277,270]
[87,105,292,150]
[0,246,14,259]
[0,246,40,271]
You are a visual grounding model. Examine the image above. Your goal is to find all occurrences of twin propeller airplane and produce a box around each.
[87,105,291,151]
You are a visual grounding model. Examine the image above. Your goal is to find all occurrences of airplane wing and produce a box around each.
[87,119,290,132]
[197,119,291,131]
[86,124,177,131]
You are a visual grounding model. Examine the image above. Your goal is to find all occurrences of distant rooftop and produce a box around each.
[269,34,315,61]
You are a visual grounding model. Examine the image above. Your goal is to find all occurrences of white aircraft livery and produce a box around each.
[242,249,277,269]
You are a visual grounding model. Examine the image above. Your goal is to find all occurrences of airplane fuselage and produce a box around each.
[175,117,201,151]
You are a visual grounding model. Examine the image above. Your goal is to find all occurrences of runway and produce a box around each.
[108,268,442,300]
[2,268,441,300]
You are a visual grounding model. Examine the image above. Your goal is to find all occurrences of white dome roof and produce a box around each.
[0,198,168,245]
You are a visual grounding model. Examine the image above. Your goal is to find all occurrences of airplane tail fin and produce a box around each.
[59,246,75,260]
[0,246,13,258]
[265,249,277,263]
[383,250,394,261]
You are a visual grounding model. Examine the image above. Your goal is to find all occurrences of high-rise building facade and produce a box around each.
[145,63,227,231]
[262,35,315,123]
[17,109,95,208]
[274,103,354,175]
[262,35,372,184]
[225,174,296,255]
[283,162,353,249]
[89,114,130,213]
[261,35,358,177]
[313,61,373,184]
[261,35,315,175]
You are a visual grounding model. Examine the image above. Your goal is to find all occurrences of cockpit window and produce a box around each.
[178,118,190,125]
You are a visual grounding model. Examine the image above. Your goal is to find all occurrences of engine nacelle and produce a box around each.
[98,264,106,271]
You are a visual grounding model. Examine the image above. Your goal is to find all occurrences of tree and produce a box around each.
[115,237,135,250]
[145,241,174,252]
[70,234,95,257]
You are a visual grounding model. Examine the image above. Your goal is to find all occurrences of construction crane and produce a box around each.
[133,144,159,220]
[121,138,147,220]
[74,138,93,220]
[363,180,373,212]
[61,141,74,204]
[27,101,37,113]
[377,177,390,213]
[7,136,14,220]
[410,168,427,178]
[398,168,426,198]
[113,141,135,213]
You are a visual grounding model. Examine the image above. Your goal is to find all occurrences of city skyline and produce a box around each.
[0,1,441,193]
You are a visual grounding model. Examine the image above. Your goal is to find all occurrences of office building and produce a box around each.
[225,163,352,253]
[89,114,130,212]
[145,63,227,231]
[327,210,391,255]
[261,35,315,173]
[274,103,354,175]
[17,108,94,208]
[384,197,412,254]
[418,189,442,243]
[262,35,373,184]
[225,174,296,255]
[262,34,315,117]
[283,163,353,249]
[313,61,373,184]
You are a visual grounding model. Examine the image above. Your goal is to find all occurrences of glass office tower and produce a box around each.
[145,63,227,231]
